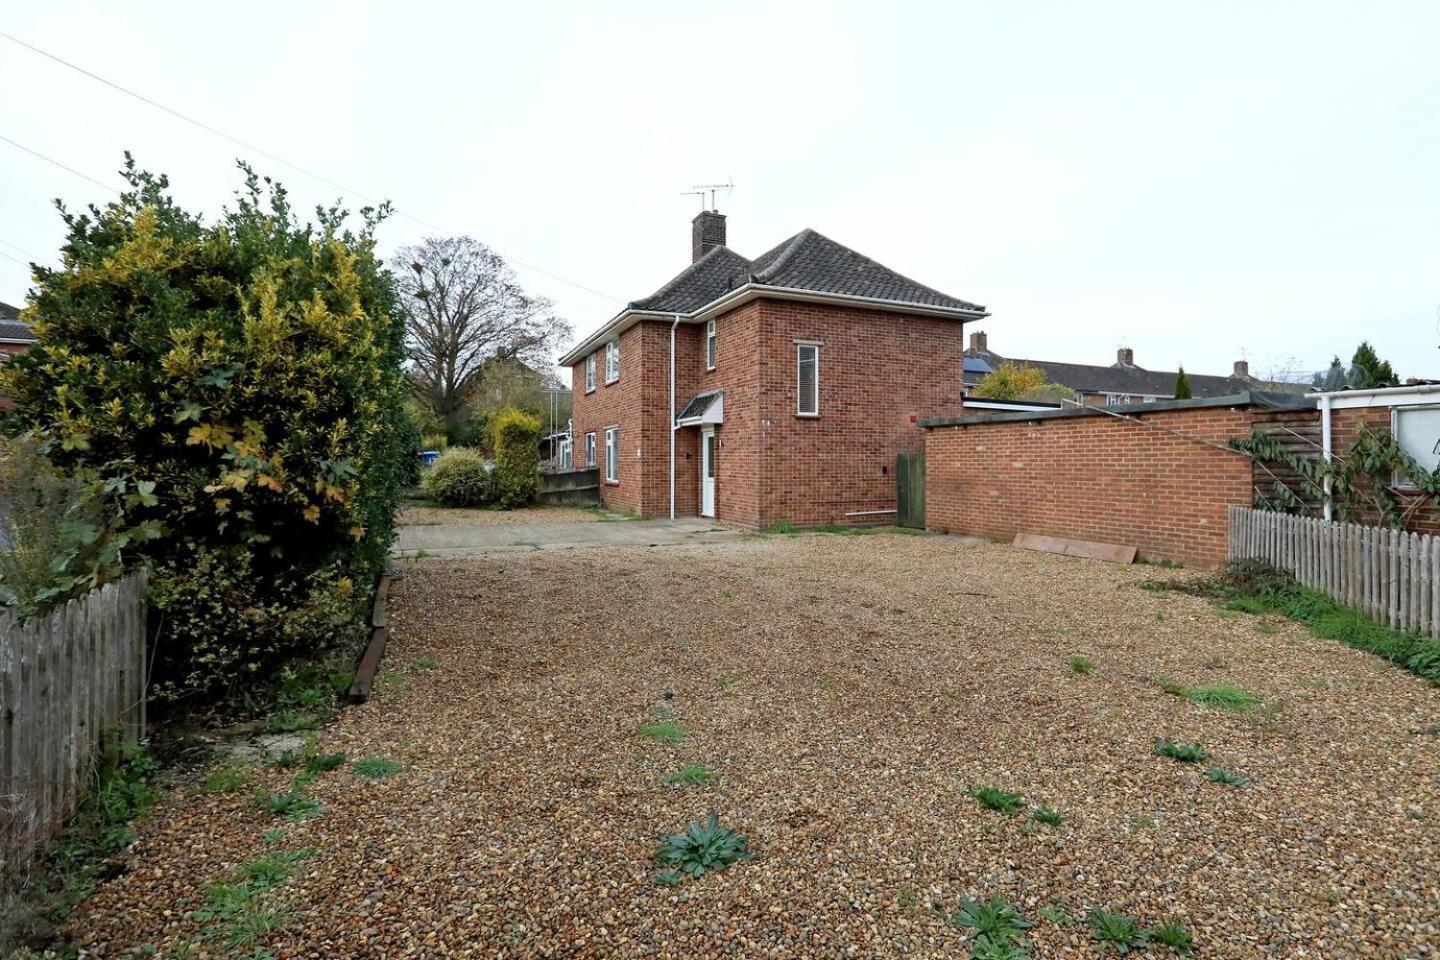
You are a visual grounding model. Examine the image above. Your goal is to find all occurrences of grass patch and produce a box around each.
[1154,738,1209,763]
[264,710,320,734]
[412,657,437,670]
[351,756,404,779]
[638,721,688,744]
[764,520,798,535]
[969,786,1025,815]
[201,761,252,794]
[1088,907,1148,953]
[256,789,322,821]
[1031,806,1064,826]
[664,763,718,787]
[1156,677,1262,712]
[1206,765,1250,787]
[1066,655,1094,675]
[1151,919,1195,953]
[1146,559,1440,687]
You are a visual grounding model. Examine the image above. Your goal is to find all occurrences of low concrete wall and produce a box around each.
[538,468,601,506]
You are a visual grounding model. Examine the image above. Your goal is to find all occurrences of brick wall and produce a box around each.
[924,405,1261,567]
[1331,406,1440,536]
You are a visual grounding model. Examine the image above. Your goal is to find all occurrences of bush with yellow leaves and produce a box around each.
[0,158,414,700]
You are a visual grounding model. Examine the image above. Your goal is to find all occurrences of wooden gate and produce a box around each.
[895,451,925,529]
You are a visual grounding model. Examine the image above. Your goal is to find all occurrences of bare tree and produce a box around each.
[393,237,570,426]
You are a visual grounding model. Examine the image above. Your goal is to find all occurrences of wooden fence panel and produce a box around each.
[0,571,147,887]
[1228,506,1439,639]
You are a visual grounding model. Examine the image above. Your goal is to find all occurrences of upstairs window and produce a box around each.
[706,320,717,370]
[585,354,596,392]
[796,342,820,417]
[605,341,620,383]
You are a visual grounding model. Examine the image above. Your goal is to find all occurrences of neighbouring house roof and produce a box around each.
[561,229,985,365]
[0,300,36,343]
[922,390,1316,429]
[964,347,1309,399]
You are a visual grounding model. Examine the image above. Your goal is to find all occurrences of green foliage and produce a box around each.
[1207,765,1250,787]
[1182,682,1261,712]
[764,520,797,535]
[1173,367,1192,400]
[191,847,313,948]
[490,406,542,508]
[1151,919,1195,953]
[638,721,688,744]
[1031,806,1065,826]
[1066,655,1094,675]
[1347,340,1396,388]
[653,811,752,880]
[201,761,252,794]
[419,433,448,452]
[0,159,410,696]
[970,786,1025,815]
[255,789,321,820]
[265,710,319,734]
[351,756,403,779]
[420,447,493,506]
[1015,382,1079,405]
[951,895,1034,957]
[1154,738,1209,763]
[651,867,684,887]
[1155,560,1440,687]
[1088,908,1148,953]
[448,412,491,450]
[664,763,718,787]
[1037,898,1073,926]
[973,362,1048,401]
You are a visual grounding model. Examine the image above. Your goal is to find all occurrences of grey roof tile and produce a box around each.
[0,301,35,341]
[963,349,1309,398]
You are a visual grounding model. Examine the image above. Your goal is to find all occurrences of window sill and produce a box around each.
[706,365,716,373]
[604,479,620,486]
[585,387,595,395]
[796,413,820,419]
[605,378,619,386]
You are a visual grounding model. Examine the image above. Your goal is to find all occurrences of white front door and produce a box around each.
[700,428,716,518]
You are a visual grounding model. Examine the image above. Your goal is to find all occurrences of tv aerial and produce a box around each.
[682,179,734,211]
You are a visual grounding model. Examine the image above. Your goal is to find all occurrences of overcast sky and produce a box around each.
[2,1,1436,382]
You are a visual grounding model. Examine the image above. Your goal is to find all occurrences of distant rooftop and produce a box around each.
[0,301,36,343]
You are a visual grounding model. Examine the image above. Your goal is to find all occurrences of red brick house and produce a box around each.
[561,212,986,528]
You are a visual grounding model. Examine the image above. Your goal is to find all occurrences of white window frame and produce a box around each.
[605,341,620,384]
[1392,403,1440,490]
[796,341,821,417]
[584,354,596,393]
[604,426,619,483]
[706,319,717,371]
[585,431,596,468]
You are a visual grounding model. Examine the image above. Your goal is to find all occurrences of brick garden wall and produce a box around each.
[924,405,1262,567]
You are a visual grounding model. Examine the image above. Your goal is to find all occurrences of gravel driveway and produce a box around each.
[73,534,1439,958]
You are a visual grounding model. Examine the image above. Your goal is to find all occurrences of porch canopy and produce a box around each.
[676,390,723,427]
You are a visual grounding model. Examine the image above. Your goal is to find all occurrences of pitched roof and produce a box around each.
[622,230,982,317]
[0,301,36,342]
[964,347,1309,398]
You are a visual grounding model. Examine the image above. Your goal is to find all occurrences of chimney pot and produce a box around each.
[1234,359,1250,378]
[969,330,988,353]
[691,210,726,263]
[1117,347,1134,366]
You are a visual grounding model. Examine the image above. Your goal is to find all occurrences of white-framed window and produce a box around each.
[605,341,620,383]
[1105,393,1119,407]
[585,354,596,392]
[585,431,596,467]
[1143,395,1157,403]
[796,342,820,417]
[706,319,717,370]
[604,426,619,482]
[1393,404,1440,488]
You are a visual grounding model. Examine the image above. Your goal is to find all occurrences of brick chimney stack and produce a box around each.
[969,330,988,353]
[1234,359,1250,378]
[1117,347,1134,366]
[691,210,726,263]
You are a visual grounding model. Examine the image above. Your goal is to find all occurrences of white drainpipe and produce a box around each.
[1320,392,1333,521]
[669,314,680,519]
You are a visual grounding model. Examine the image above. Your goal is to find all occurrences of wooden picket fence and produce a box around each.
[0,572,148,884]
[1228,506,1439,637]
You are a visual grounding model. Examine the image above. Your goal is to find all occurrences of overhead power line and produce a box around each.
[0,30,624,305]
[0,133,120,194]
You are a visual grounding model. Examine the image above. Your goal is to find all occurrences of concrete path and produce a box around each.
[393,516,745,557]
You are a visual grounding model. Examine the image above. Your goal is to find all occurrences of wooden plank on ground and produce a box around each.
[1013,533,1137,564]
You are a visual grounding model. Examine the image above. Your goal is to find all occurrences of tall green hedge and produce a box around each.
[1,159,412,699]
[490,407,541,508]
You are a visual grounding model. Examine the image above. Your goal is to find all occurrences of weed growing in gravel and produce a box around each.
[638,720,688,744]
[1037,897,1073,926]
[1031,806,1065,826]
[664,763,718,787]
[1155,676,1188,696]
[256,789,322,820]
[412,657,437,670]
[650,704,675,719]
[261,829,286,845]
[951,895,1034,957]
[654,811,752,880]
[1154,739,1209,763]
[970,786,1025,815]
[1066,655,1094,675]
[1088,908,1148,953]
[1151,919,1195,953]
[764,520,798,535]
[352,757,404,779]
[1182,683,1261,712]
[651,867,683,887]
[202,761,252,794]
[1206,765,1250,786]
